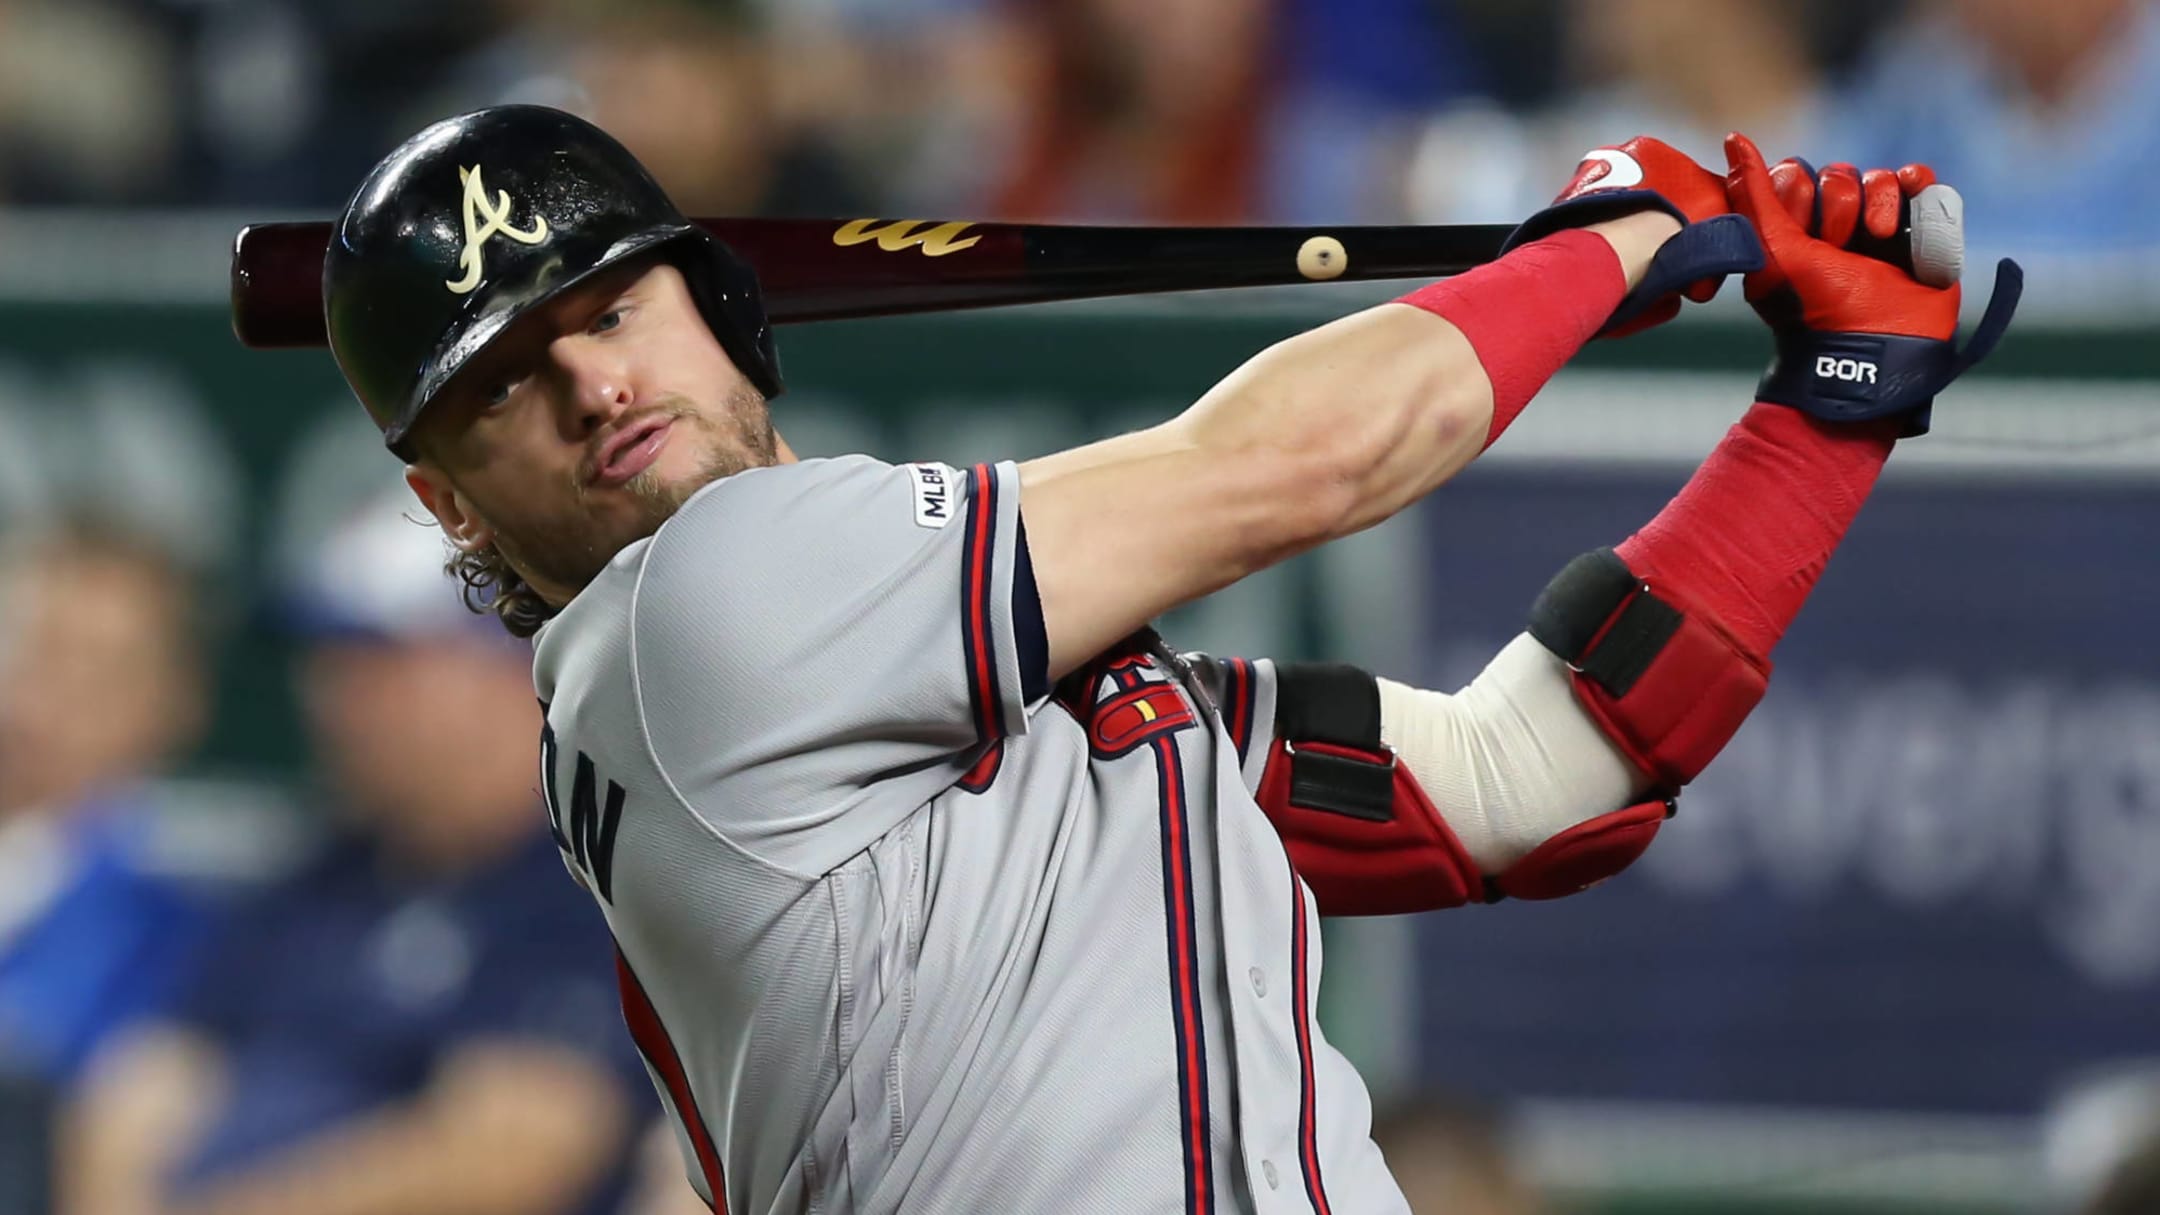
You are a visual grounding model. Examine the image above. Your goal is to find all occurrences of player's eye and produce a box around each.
[484,380,517,409]
[591,308,625,334]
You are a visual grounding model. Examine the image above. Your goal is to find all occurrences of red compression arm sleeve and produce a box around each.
[1395,228,1626,449]
[1619,404,1896,657]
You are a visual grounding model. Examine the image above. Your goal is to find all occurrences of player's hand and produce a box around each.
[1769,158,1929,245]
[1503,136,1764,337]
[1723,132,2022,435]
[1760,156,1963,288]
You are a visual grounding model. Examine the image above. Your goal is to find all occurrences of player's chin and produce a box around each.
[653,433,761,500]
[592,466,701,526]
[647,435,717,485]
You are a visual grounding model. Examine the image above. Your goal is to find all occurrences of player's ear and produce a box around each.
[405,465,494,553]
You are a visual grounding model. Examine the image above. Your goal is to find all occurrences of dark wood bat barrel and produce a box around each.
[230,218,1517,349]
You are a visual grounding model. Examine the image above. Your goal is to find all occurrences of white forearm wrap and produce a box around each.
[1378,632,1650,873]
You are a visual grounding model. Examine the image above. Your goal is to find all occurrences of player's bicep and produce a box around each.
[633,457,1048,803]
[1020,305,1499,681]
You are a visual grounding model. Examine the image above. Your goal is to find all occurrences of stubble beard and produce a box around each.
[489,384,777,599]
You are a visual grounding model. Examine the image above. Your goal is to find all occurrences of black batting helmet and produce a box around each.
[324,105,783,459]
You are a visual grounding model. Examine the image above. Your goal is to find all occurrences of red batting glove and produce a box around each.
[1503,137,1762,336]
[1551,136,1731,225]
[1505,136,1729,259]
[1761,156,1960,290]
[1724,133,2021,434]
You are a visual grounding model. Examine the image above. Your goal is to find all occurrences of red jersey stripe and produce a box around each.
[1288,870,1333,1215]
[617,950,730,1214]
[960,464,1002,743]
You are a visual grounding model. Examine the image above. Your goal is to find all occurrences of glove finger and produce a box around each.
[1817,162,1862,248]
[1769,158,1817,229]
[1860,167,1903,241]
[1897,163,1938,194]
[1724,134,1799,299]
[1723,133,1801,238]
[1683,277,1722,303]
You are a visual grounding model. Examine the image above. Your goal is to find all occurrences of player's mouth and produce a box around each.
[589,416,674,488]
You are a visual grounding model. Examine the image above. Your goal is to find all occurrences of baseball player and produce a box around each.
[321,107,2018,1213]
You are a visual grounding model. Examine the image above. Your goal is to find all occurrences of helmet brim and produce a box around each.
[386,223,700,457]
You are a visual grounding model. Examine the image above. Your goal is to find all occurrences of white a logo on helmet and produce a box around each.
[1564,147,1646,195]
[446,165,550,294]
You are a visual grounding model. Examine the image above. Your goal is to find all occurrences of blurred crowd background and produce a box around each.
[0,0,2156,1213]
[2,0,2157,262]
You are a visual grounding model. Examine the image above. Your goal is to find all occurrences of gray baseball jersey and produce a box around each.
[533,454,1406,1214]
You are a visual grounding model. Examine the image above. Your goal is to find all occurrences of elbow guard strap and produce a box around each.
[1253,662,1674,910]
[1255,664,1484,915]
[1527,547,1770,789]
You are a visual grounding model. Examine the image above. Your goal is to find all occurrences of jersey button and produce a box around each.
[1248,967,1268,998]
[1262,1159,1280,1190]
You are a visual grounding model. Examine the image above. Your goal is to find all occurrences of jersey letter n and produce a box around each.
[541,720,626,903]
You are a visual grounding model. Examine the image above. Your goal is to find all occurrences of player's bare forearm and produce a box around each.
[1022,210,1680,678]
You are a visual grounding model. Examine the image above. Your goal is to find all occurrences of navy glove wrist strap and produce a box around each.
[1756,331,1954,435]
[1501,189,1686,253]
[1754,258,2025,437]
[1604,214,1764,334]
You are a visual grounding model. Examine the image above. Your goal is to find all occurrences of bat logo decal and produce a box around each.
[446,165,550,294]
[832,219,983,257]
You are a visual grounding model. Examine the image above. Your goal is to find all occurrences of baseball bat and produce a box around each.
[229,218,1517,348]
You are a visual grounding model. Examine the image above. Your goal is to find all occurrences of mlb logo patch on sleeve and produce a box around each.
[907,462,958,529]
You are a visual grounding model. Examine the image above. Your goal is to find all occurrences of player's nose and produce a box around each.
[548,333,633,436]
